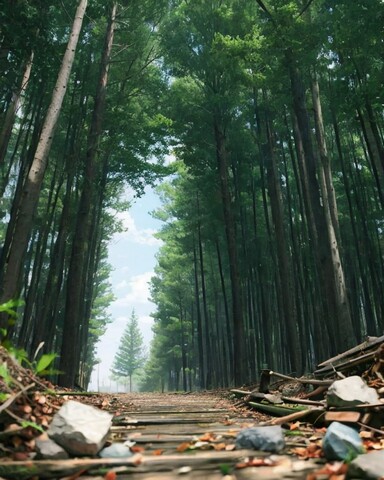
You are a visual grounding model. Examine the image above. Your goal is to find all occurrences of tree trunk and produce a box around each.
[311,75,355,349]
[263,99,302,374]
[0,51,34,166]
[59,2,116,387]
[213,116,246,386]
[0,0,88,332]
[287,56,355,353]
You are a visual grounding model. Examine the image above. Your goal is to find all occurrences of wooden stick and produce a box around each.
[265,408,324,425]
[0,383,35,414]
[317,336,384,368]
[268,371,333,386]
[314,351,376,376]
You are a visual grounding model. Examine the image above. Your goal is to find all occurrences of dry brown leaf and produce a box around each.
[225,444,236,451]
[176,442,191,452]
[37,395,47,405]
[130,445,145,453]
[152,449,164,456]
[290,421,301,430]
[19,404,32,414]
[236,457,276,469]
[213,443,227,451]
[306,461,347,480]
[104,472,117,480]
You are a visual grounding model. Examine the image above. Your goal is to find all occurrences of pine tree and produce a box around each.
[111,310,146,392]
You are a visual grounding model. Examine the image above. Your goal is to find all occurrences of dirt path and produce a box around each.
[78,391,322,479]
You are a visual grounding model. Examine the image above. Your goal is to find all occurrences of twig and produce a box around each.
[268,371,333,386]
[264,408,324,426]
[357,421,384,436]
[0,383,35,414]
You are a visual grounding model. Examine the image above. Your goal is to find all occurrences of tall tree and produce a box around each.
[111,310,146,392]
[0,0,88,332]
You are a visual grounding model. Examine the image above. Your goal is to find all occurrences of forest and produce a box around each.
[0,0,383,392]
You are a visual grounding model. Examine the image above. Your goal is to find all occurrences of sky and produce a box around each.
[88,186,163,391]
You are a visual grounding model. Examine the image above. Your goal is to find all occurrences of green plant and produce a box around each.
[0,299,24,340]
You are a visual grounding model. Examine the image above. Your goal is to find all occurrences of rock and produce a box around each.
[327,376,379,408]
[99,443,133,458]
[35,433,69,460]
[235,426,285,452]
[322,422,364,461]
[347,450,384,479]
[48,400,113,456]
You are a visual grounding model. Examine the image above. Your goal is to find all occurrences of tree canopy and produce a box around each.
[0,0,383,390]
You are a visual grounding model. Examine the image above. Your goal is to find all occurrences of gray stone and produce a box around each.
[347,450,384,479]
[235,426,285,452]
[35,433,69,460]
[322,422,364,461]
[48,400,113,456]
[99,443,133,458]
[327,376,379,408]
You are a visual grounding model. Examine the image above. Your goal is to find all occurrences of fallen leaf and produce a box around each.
[306,462,348,480]
[225,444,236,451]
[37,395,47,405]
[177,442,191,452]
[12,452,31,461]
[152,449,164,455]
[213,443,227,451]
[130,445,145,453]
[290,421,301,430]
[104,471,117,480]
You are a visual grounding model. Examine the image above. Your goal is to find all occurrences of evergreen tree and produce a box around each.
[111,310,146,392]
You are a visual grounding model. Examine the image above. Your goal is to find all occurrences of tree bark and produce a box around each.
[59,2,116,387]
[213,116,246,386]
[311,75,355,348]
[0,51,34,166]
[0,0,88,331]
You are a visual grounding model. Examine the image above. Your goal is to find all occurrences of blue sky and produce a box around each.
[89,186,162,390]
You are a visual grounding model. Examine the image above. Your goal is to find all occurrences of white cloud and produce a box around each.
[113,211,162,246]
[114,271,154,306]
[115,280,129,290]
[139,315,154,326]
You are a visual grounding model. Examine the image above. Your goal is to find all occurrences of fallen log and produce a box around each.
[265,371,333,386]
[316,335,384,368]
[314,351,376,377]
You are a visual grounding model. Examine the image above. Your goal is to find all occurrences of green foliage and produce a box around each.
[111,310,146,389]
[0,362,12,387]
[20,420,44,433]
[0,300,24,337]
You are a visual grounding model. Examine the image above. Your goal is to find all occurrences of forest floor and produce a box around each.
[90,390,327,479]
[2,342,384,479]
[0,386,329,480]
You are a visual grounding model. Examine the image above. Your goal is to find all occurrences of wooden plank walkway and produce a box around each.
[91,392,322,479]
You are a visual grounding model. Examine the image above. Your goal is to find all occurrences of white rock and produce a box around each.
[35,434,69,459]
[326,376,379,408]
[348,450,384,479]
[235,426,285,452]
[48,400,113,456]
[99,443,133,458]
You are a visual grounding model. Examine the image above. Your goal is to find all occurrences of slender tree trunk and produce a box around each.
[263,100,302,374]
[287,56,356,353]
[0,0,88,332]
[193,238,205,388]
[213,116,246,386]
[0,51,34,166]
[311,76,355,348]
[59,2,116,387]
